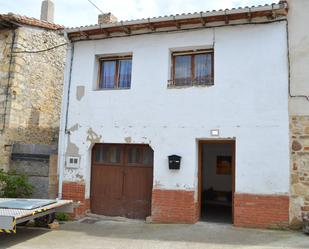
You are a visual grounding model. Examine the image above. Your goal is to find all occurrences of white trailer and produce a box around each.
[0,198,73,234]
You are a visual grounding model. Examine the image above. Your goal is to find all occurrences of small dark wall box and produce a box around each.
[168,155,181,170]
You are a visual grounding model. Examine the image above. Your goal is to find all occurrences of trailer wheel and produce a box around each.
[34,213,55,227]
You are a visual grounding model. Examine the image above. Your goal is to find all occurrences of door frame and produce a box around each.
[198,139,236,223]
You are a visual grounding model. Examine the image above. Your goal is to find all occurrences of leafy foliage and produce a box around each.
[55,212,70,221]
[0,169,33,198]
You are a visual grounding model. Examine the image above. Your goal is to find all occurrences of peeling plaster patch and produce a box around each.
[141,137,148,144]
[65,135,80,157]
[124,137,132,143]
[76,85,85,101]
[75,173,84,181]
[68,123,80,132]
[87,128,102,143]
[183,184,193,190]
[154,180,163,188]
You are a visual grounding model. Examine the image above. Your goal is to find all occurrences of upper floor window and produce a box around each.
[98,56,132,89]
[170,50,214,87]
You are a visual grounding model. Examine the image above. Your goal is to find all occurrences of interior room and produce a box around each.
[200,142,234,223]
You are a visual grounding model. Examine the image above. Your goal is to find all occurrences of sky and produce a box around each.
[1,0,275,27]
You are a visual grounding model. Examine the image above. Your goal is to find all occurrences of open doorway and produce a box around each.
[199,140,235,224]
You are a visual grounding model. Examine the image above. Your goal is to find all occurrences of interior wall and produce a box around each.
[202,143,233,192]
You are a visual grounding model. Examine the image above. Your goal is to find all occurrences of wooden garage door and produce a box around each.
[90,144,153,219]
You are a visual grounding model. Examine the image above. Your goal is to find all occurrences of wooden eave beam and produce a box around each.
[147,19,156,31]
[225,10,229,24]
[173,17,181,30]
[79,30,89,38]
[67,8,287,40]
[200,13,206,27]
[247,9,252,22]
[0,20,20,29]
[120,21,131,34]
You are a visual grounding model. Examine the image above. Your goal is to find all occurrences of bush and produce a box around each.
[0,169,33,198]
[55,212,70,221]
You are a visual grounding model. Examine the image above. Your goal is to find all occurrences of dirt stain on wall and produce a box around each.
[86,128,102,143]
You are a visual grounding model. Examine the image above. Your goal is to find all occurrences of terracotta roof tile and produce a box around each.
[0,13,64,30]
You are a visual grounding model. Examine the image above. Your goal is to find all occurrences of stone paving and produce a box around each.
[0,218,308,249]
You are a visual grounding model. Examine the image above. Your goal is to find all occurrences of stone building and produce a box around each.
[0,2,66,198]
[287,0,309,229]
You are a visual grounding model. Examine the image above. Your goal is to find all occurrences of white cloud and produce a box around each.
[1,0,275,27]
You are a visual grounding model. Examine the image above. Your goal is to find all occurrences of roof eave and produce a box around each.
[65,2,288,39]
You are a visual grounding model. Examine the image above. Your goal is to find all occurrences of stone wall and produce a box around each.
[0,30,15,171]
[290,115,309,228]
[0,26,66,172]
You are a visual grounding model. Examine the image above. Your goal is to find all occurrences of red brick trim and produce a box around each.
[151,189,198,223]
[234,193,289,229]
[62,182,89,218]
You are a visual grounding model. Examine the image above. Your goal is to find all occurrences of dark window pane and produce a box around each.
[195,54,212,84]
[143,148,153,165]
[109,147,121,163]
[118,59,132,88]
[174,55,191,86]
[128,147,142,164]
[101,147,109,162]
[95,148,101,162]
[95,145,121,164]
[101,61,116,88]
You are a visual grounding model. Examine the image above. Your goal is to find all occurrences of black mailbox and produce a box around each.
[168,155,181,170]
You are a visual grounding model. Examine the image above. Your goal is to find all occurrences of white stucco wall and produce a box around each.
[60,21,289,199]
[287,0,309,115]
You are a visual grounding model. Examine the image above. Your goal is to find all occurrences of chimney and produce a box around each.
[98,13,118,25]
[40,0,54,23]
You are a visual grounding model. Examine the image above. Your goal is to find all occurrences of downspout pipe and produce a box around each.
[57,33,74,199]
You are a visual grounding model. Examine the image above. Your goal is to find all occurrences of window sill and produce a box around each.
[167,82,214,89]
[95,87,131,91]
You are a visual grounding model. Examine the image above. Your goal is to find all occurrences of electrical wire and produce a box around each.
[87,0,104,14]
[12,42,67,54]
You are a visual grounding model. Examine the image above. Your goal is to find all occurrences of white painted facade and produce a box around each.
[59,21,289,199]
[287,0,309,115]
